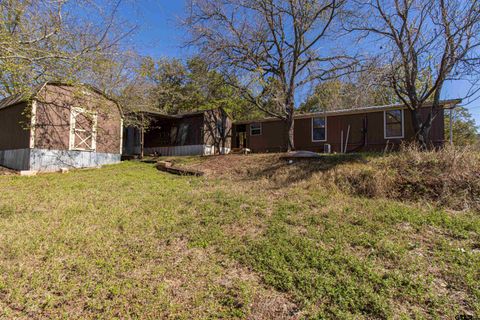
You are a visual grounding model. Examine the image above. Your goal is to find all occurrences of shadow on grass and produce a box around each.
[240,153,376,188]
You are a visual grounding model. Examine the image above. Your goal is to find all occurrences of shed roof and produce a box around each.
[0,82,122,116]
[0,83,46,111]
[0,93,27,110]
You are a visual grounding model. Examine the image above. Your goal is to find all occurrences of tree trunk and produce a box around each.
[285,102,295,152]
[286,115,294,152]
[411,108,432,149]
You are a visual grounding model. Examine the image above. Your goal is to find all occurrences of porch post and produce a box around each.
[449,108,453,146]
[141,113,145,158]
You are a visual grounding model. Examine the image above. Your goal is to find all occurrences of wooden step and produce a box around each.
[156,161,204,176]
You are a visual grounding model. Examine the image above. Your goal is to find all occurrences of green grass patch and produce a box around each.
[0,160,478,319]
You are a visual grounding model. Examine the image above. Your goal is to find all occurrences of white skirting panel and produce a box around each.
[0,148,121,172]
[218,147,231,155]
[30,149,121,171]
[203,145,215,156]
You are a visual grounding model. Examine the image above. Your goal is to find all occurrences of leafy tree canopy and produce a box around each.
[445,107,479,146]
[137,56,261,121]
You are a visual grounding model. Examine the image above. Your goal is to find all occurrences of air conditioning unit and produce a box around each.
[324,144,332,154]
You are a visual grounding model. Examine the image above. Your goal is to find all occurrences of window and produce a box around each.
[69,107,97,151]
[250,123,262,136]
[312,116,327,142]
[384,109,404,139]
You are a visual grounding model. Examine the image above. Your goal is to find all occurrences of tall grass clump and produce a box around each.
[333,145,480,211]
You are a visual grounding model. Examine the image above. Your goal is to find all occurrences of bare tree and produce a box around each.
[185,0,354,151]
[0,0,135,97]
[299,64,398,113]
[203,109,232,155]
[347,0,480,147]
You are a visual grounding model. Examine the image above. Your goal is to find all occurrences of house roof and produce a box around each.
[138,108,223,119]
[0,82,123,116]
[141,110,205,118]
[234,99,462,125]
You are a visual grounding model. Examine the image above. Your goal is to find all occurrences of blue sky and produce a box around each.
[120,1,191,59]
[120,1,480,126]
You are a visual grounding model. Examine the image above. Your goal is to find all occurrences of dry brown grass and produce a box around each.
[0,166,17,175]
[175,146,480,211]
[331,145,480,211]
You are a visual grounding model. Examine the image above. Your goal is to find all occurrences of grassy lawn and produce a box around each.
[0,157,478,319]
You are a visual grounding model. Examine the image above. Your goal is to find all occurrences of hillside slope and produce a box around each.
[175,147,480,211]
[0,149,478,318]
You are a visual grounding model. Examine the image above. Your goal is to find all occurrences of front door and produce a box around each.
[235,124,248,149]
[238,132,247,148]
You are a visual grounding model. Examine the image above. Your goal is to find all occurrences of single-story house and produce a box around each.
[0,82,123,171]
[123,108,232,157]
[233,100,461,153]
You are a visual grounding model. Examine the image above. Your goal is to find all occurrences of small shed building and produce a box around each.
[0,82,123,171]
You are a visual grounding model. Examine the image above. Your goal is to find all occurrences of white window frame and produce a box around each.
[250,123,262,136]
[29,100,37,149]
[119,118,124,154]
[69,107,98,151]
[311,116,327,142]
[384,109,404,139]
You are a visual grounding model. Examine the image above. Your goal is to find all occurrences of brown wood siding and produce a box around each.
[0,102,31,150]
[247,121,288,152]
[237,107,445,153]
[33,84,122,154]
[203,109,232,150]
[418,108,444,144]
[295,114,366,153]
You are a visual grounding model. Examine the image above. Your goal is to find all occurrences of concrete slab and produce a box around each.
[19,170,37,176]
[280,151,322,159]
